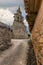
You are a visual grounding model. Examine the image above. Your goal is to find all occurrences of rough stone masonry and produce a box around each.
[31,0,43,65]
[0,22,13,51]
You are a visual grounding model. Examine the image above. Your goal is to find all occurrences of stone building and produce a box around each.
[13,7,28,39]
[24,0,41,32]
[24,0,43,65]
[31,1,43,65]
[14,6,23,23]
[0,22,13,51]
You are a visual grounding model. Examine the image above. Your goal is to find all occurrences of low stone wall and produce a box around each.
[0,27,13,51]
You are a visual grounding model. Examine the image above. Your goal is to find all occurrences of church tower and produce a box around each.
[12,6,28,39]
[14,6,23,23]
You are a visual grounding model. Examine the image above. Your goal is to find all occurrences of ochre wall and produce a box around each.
[31,0,43,65]
[24,0,43,65]
[24,0,41,32]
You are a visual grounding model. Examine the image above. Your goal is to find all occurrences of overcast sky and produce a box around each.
[0,0,24,7]
[0,0,26,19]
[0,0,30,33]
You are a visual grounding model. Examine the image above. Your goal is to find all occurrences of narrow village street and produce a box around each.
[0,39,29,65]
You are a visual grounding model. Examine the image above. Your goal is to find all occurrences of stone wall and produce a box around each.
[24,0,41,32]
[31,0,43,65]
[0,26,13,51]
[12,21,28,39]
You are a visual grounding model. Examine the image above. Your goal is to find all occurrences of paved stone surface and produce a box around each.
[0,39,29,65]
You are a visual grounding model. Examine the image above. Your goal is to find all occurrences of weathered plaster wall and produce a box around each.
[24,0,41,32]
[31,0,43,65]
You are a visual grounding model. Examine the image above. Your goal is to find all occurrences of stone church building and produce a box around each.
[12,7,28,39]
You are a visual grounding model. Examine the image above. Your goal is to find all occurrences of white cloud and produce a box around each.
[7,6,26,19]
[23,19,30,34]
[23,19,29,27]
[0,8,14,26]
[0,8,30,34]
[0,7,26,26]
